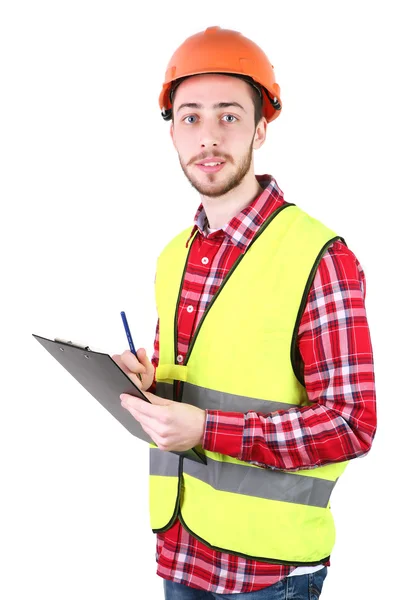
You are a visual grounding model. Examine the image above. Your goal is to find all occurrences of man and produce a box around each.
[113,26,377,599]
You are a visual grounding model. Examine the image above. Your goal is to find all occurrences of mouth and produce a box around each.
[195,161,226,174]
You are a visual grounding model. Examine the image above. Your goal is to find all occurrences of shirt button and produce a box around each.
[201,257,209,265]
[187,305,194,313]
[177,355,183,363]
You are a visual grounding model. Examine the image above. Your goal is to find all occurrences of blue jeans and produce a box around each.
[163,567,328,599]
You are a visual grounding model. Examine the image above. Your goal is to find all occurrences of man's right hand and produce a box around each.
[112,348,155,392]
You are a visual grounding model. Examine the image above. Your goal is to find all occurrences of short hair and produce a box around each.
[170,74,264,127]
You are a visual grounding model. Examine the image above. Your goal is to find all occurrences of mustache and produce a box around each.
[189,154,230,165]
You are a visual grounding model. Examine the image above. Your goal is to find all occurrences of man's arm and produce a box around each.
[202,241,377,471]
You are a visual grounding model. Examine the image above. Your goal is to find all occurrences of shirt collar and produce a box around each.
[185,174,285,251]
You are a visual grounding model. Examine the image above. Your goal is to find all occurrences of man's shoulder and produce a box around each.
[321,238,365,281]
[289,205,337,235]
[295,208,362,268]
[274,204,341,248]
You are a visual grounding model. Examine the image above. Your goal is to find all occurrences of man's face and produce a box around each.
[170,74,265,198]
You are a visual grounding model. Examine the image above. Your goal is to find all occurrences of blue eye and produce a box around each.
[222,115,237,123]
[183,115,197,124]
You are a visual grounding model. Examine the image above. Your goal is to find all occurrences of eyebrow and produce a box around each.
[176,101,246,114]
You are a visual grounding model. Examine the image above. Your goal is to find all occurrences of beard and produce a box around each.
[178,137,254,198]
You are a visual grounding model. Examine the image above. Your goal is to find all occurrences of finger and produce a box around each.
[129,372,143,390]
[138,421,162,447]
[135,415,167,448]
[112,354,145,385]
[121,350,146,375]
[121,394,154,414]
[121,402,161,439]
[111,354,131,376]
[125,408,158,433]
[121,393,168,417]
[122,404,139,420]
[143,391,171,406]
[137,348,154,373]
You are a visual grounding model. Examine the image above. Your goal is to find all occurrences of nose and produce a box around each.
[199,118,220,149]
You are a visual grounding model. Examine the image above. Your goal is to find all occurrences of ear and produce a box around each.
[170,123,176,149]
[253,117,267,150]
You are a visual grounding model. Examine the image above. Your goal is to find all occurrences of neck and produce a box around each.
[201,172,263,229]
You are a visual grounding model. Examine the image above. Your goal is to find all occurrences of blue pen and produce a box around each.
[120,311,142,382]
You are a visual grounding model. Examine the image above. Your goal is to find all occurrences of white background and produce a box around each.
[1,1,399,598]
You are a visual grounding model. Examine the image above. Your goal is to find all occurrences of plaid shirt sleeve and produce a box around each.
[202,241,377,471]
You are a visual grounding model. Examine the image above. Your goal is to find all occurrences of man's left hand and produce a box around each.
[120,391,206,452]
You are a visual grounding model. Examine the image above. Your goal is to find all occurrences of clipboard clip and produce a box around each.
[54,337,91,351]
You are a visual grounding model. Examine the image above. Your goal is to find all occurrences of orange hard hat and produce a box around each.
[159,26,282,123]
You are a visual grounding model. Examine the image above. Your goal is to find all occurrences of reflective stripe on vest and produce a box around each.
[156,381,301,413]
[150,447,337,508]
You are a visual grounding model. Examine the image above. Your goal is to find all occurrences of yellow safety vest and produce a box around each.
[150,203,349,565]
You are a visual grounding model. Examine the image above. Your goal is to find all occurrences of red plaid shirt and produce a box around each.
[149,174,377,593]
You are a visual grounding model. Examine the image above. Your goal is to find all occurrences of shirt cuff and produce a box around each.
[202,410,246,458]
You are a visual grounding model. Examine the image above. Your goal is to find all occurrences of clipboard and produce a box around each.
[32,334,206,464]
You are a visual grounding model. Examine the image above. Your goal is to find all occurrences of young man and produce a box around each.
[114,26,377,599]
